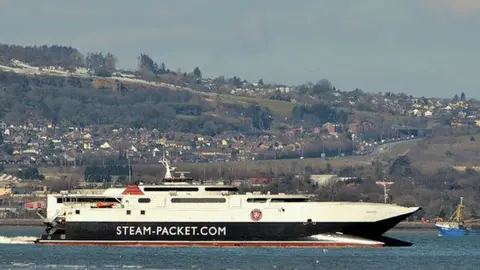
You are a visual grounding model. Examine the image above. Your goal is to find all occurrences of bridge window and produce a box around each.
[138,198,151,203]
[141,210,145,215]
[126,210,131,215]
[171,198,226,203]
[144,187,199,192]
[247,198,267,203]
[271,198,309,203]
[204,187,238,192]
[75,210,80,214]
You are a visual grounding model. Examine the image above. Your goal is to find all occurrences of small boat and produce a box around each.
[435,197,478,236]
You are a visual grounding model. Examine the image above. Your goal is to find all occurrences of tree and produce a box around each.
[159,62,166,73]
[203,120,218,136]
[85,52,116,77]
[460,92,466,101]
[138,53,158,75]
[291,103,348,125]
[326,163,333,173]
[2,143,13,155]
[193,67,202,78]
[453,94,459,102]
[258,78,264,86]
[248,105,273,130]
[231,76,242,87]
[104,53,117,73]
[0,131,3,146]
[389,155,415,178]
[311,79,333,95]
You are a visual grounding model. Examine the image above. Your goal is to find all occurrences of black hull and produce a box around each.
[37,212,415,246]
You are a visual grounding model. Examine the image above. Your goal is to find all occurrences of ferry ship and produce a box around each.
[34,158,421,247]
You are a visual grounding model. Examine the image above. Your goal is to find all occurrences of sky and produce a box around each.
[1,0,480,98]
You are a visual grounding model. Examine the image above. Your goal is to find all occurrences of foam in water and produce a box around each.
[0,235,37,244]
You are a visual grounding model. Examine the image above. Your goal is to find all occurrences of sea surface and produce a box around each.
[0,226,478,270]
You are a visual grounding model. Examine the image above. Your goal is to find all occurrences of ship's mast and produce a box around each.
[455,197,465,223]
[383,180,388,204]
[159,147,176,179]
[128,156,132,184]
[160,149,170,179]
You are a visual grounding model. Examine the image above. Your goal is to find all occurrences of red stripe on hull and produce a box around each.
[34,240,384,248]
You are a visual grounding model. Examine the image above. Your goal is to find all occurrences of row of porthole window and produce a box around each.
[137,198,308,203]
[74,210,146,215]
[137,198,226,203]
[126,210,145,215]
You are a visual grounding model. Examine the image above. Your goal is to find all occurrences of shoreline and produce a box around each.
[0,219,441,230]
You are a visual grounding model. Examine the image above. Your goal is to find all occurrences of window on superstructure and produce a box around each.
[144,187,199,192]
[271,198,309,202]
[126,210,131,215]
[171,198,226,203]
[204,187,238,192]
[247,198,267,203]
[75,210,80,214]
[56,197,120,204]
[138,198,151,203]
[141,210,145,215]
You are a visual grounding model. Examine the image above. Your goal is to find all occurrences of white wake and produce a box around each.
[0,235,37,244]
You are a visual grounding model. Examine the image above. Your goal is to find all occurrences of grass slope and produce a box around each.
[219,94,295,118]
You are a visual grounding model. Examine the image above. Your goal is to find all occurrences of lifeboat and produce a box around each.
[95,201,115,208]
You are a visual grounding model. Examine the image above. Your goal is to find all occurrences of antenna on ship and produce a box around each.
[383,179,388,204]
[128,155,132,184]
[159,146,176,179]
[160,149,170,179]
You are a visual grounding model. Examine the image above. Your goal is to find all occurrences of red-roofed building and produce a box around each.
[248,177,272,186]
[24,200,46,210]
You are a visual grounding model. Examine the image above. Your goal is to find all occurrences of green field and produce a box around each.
[176,156,370,175]
[219,94,295,118]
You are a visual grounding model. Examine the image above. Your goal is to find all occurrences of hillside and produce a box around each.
[0,43,372,136]
[380,133,480,171]
[0,55,284,136]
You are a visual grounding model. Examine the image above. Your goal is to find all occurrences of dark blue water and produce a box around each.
[0,227,478,269]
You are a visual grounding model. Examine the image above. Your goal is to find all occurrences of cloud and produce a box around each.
[424,0,480,16]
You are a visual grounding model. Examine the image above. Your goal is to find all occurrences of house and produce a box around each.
[312,127,328,135]
[348,120,375,134]
[322,122,342,134]
[424,110,433,117]
[411,109,421,116]
[247,177,272,186]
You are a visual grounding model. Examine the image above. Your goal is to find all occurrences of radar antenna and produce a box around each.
[159,148,175,179]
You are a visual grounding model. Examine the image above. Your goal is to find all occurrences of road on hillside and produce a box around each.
[365,137,424,157]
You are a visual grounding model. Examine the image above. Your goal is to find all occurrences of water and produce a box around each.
[0,227,479,269]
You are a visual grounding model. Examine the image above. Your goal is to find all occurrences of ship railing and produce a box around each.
[63,190,106,195]
[60,202,124,208]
